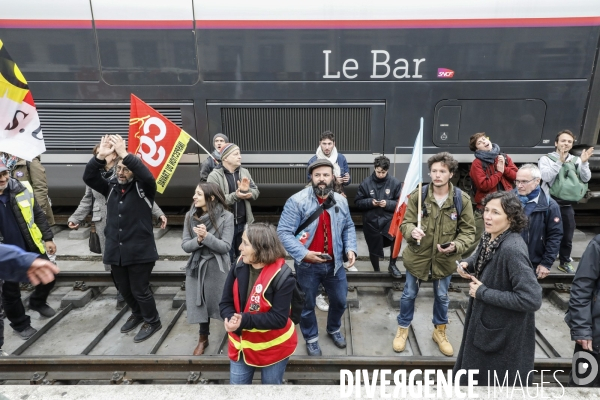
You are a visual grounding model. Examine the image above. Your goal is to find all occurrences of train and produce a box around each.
[1,0,600,209]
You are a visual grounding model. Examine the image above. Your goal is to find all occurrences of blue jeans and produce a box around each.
[295,261,347,342]
[397,270,451,327]
[230,357,289,384]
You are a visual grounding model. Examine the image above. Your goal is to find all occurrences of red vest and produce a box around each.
[228,258,297,367]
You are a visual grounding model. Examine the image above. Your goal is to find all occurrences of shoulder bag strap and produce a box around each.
[294,206,325,236]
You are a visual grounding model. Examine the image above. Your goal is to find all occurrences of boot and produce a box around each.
[392,326,409,352]
[193,335,209,356]
[432,324,453,356]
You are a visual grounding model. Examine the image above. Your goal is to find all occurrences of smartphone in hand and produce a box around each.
[456,260,473,276]
[318,254,332,261]
[439,242,452,249]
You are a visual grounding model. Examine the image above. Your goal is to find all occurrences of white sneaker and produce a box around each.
[315,294,329,312]
[0,349,8,356]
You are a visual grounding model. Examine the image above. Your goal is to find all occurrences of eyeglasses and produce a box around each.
[514,178,536,186]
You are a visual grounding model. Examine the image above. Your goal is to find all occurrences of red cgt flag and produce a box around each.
[128,94,190,194]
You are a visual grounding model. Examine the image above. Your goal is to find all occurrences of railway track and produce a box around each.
[0,272,576,385]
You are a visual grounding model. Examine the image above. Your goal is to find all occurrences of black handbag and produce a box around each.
[89,224,102,254]
[88,196,102,254]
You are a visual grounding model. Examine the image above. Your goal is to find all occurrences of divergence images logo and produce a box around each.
[572,351,599,385]
[438,68,455,78]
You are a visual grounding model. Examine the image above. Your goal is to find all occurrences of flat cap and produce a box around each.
[307,159,334,175]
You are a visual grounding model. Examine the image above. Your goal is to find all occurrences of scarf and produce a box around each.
[101,164,117,182]
[315,146,341,177]
[474,143,501,166]
[185,203,225,278]
[518,186,540,216]
[475,230,511,278]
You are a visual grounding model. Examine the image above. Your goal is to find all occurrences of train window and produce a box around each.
[433,99,546,148]
[92,0,199,86]
[0,30,100,81]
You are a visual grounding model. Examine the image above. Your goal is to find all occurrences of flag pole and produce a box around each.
[187,135,217,162]
[417,181,422,246]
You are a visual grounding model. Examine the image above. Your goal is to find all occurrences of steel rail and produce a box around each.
[0,355,572,383]
[53,271,574,289]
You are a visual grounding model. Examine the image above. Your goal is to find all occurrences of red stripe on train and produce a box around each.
[195,17,600,29]
[0,20,92,29]
[1,17,599,30]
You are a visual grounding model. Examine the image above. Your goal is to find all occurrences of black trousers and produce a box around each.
[229,223,245,265]
[1,279,55,332]
[568,343,600,387]
[559,205,576,264]
[111,262,160,325]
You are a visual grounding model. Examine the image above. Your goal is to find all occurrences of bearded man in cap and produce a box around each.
[277,159,357,356]
[207,143,259,264]
[199,133,228,182]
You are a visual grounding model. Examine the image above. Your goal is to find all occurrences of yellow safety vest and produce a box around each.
[15,181,46,254]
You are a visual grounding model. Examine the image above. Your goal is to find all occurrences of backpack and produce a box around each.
[421,184,464,221]
[545,154,588,202]
[233,260,306,325]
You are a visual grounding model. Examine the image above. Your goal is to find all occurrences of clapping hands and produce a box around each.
[193,224,208,243]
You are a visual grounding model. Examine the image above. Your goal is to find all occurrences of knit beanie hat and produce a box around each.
[213,133,229,144]
[220,143,240,161]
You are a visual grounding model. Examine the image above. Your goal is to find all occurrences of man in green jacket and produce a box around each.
[207,143,259,264]
[392,152,475,357]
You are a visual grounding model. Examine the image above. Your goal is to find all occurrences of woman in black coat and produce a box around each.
[454,191,542,386]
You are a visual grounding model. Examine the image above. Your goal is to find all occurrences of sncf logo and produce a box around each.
[437,68,455,78]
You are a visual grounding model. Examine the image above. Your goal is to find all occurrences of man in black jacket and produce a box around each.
[355,156,403,276]
[83,135,161,343]
[0,160,57,344]
[565,234,600,387]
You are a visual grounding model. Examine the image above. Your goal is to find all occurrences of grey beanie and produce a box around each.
[213,133,229,144]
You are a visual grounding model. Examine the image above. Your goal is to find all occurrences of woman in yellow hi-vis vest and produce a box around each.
[219,223,297,384]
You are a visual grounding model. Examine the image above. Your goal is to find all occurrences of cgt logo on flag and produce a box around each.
[128,94,191,194]
[437,68,455,78]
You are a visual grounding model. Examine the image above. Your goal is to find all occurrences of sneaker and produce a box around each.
[315,294,329,312]
[134,322,162,343]
[306,341,322,356]
[392,326,409,352]
[120,315,144,333]
[432,324,454,357]
[558,262,575,274]
[15,326,37,340]
[328,331,347,349]
[0,348,8,356]
[388,263,402,279]
[30,303,56,318]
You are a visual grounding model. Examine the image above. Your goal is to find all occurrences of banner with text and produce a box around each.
[128,94,190,194]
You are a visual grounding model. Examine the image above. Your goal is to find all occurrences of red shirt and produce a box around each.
[308,197,334,259]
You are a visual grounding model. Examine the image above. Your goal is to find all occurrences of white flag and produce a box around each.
[0,39,46,161]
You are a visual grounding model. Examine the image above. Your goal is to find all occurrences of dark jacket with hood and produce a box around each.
[355,172,402,255]
[0,178,53,255]
[199,150,221,182]
[514,188,563,270]
[565,234,600,354]
[83,154,158,266]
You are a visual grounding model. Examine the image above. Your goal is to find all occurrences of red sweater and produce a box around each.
[470,155,518,209]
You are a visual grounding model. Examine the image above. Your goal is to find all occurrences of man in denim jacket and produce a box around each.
[277,159,357,356]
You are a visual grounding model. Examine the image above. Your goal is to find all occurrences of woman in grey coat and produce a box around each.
[454,191,542,386]
[183,182,233,355]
